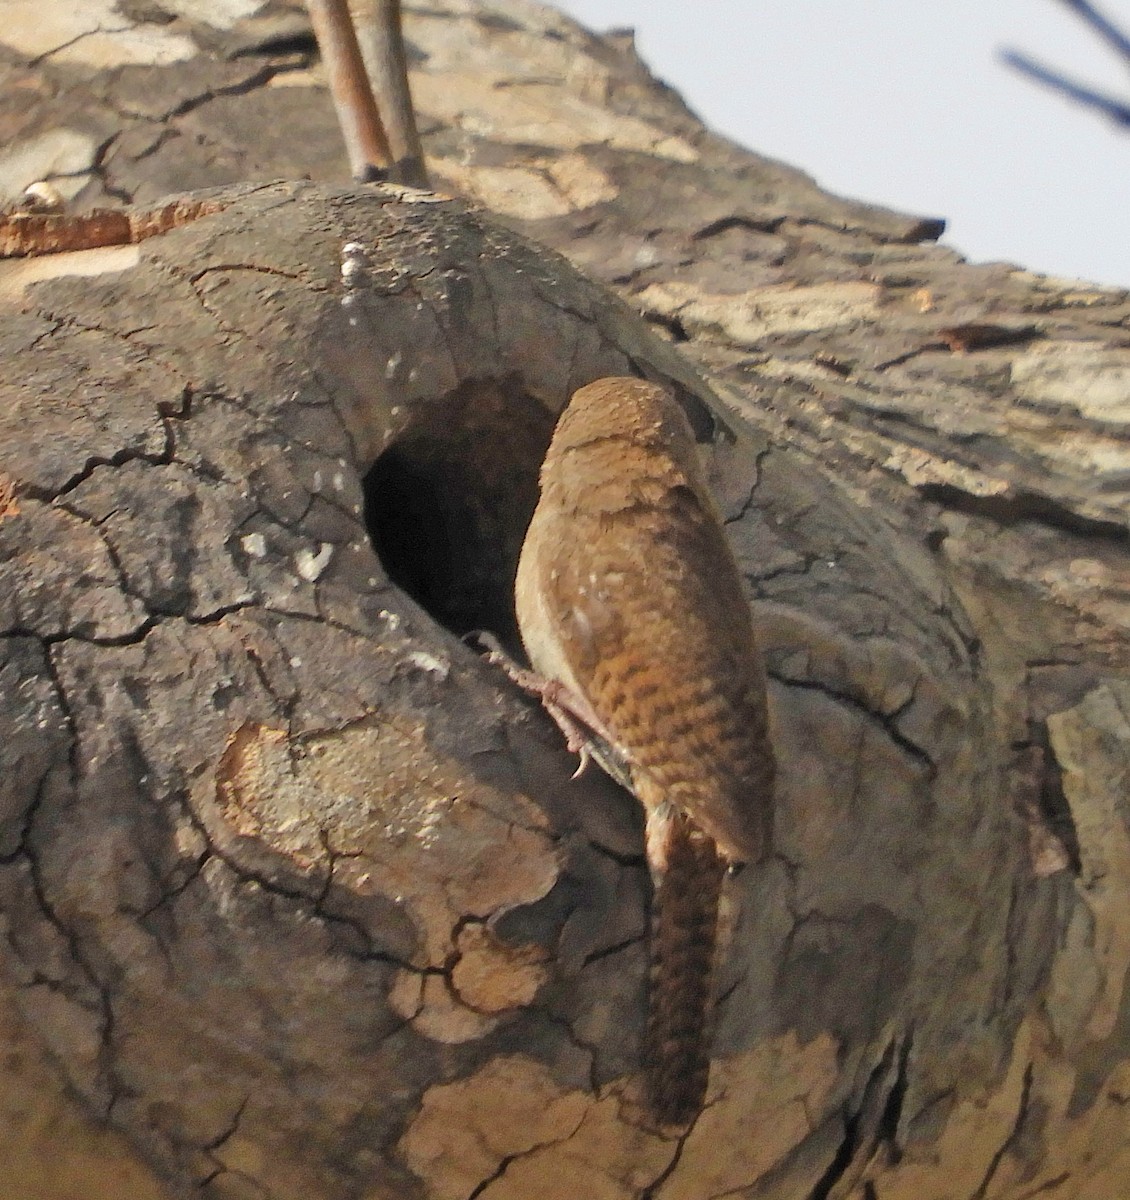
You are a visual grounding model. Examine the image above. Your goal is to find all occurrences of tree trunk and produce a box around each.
[0,5,1127,1200]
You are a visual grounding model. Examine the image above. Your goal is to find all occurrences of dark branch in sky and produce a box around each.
[1001,0,1130,131]
[1057,0,1130,64]
[1001,50,1130,128]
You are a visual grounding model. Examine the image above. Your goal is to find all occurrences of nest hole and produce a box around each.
[362,378,555,646]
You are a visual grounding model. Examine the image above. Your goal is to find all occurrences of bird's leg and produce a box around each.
[467,631,633,790]
[468,630,609,761]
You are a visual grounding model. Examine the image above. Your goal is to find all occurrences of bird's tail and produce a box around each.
[641,808,726,1128]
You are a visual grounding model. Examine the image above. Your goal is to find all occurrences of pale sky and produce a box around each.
[552,1,1129,289]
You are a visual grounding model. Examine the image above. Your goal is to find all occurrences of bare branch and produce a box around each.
[1001,48,1130,127]
[350,0,430,188]
[305,0,394,180]
[1001,0,1130,129]
[1057,0,1130,66]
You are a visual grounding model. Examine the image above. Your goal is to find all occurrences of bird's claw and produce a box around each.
[570,743,593,780]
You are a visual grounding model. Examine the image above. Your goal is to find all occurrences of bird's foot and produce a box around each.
[466,631,633,790]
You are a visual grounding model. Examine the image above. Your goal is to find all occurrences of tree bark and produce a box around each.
[0,4,1127,1200]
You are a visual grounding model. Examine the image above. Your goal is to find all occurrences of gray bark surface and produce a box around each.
[0,3,1127,1199]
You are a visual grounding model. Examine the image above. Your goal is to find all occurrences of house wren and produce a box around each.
[515,376,775,1127]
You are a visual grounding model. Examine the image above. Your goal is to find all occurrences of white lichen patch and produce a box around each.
[0,130,98,203]
[295,542,333,581]
[21,181,65,212]
[341,241,366,277]
[339,241,368,316]
[240,532,267,559]
[403,650,450,681]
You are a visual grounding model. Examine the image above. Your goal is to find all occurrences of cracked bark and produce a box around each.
[0,3,1128,1200]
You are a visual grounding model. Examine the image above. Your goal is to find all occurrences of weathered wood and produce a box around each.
[0,3,1127,1200]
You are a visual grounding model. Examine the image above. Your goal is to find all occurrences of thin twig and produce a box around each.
[350,0,430,187]
[1001,0,1130,130]
[305,0,394,180]
[1057,0,1130,65]
[1001,48,1130,126]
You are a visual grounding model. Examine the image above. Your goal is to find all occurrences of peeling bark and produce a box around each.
[0,3,1128,1199]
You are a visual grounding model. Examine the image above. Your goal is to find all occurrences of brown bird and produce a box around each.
[515,376,775,1127]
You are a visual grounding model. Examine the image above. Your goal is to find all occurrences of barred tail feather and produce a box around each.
[642,810,726,1127]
